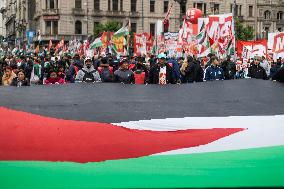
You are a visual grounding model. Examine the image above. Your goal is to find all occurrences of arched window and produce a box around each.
[264,10,271,20]
[75,21,82,34]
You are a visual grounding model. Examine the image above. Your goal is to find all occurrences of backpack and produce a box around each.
[82,70,96,83]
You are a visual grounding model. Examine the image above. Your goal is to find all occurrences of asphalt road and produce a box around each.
[0,79,284,122]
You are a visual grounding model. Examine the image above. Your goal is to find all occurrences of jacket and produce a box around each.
[248,64,268,80]
[75,66,101,83]
[204,65,224,81]
[148,63,175,84]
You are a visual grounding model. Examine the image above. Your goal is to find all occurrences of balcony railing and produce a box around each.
[42,9,60,16]
[105,11,129,17]
[91,10,105,17]
[39,34,86,41]
[72,8,85,16]
[129,11,140,18]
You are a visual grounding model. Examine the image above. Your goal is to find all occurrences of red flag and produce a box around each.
[48,40,53,52]
[55,38,64,53]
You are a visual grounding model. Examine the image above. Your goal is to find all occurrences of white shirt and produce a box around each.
[159,66,167,85]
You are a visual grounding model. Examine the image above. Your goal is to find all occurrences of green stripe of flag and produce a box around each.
[1,145,284,189]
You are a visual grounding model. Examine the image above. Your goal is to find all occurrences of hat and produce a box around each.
[158,53,166,59]
[84,57,92,62]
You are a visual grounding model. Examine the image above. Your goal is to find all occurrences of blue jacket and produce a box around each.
[204,65,224,81]
[167,58,181,81]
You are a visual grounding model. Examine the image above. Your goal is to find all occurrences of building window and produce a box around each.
[278,28,282,32]
[113,0,118,11]
[75,0,82,9]
[75,21,82,34]
[231,4,242,16]
[277,12,283,20]
[249,6,253,17]
[214,4,219,14]
[120,0,123,11]
[108,0,111,11]
[164,1,169,13]
[264,27,269,39]
[150,23,155,36]
[264,10,271,19]
[94,22,100,30]
[46,21,51,35]
[94,0,100,11]
[150,0,155,13]
[131,22,137,33]
[50,0,55,9]
[53,21,58,35]
[131,0,136,12]
[194,3,206,16]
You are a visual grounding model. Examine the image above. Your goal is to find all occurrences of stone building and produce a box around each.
[0,0,6,37]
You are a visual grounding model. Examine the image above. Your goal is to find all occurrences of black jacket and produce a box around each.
[248,64,268,80]
[149,63,175,84]
[272,67,284,83]
[11,78,30,86]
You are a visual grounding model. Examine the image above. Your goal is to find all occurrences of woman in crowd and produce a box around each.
[11,69,30,87]
[44,70,65,85]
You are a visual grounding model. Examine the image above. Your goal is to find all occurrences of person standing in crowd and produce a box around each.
[44,70,65,85]
[131,57,149,84]
[272,64,284,83]
[2,66,16,86]
[248,56,268,80]
[204,56,224,81]
[114,59,135,84]
[97,57,114,82]
[75,57,101,83]
[148,53,175,84]
[11,69,30,87]
[221,56,236,80]
[260,56,270,77]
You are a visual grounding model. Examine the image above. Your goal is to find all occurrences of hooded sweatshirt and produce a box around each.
[75,63,101,83]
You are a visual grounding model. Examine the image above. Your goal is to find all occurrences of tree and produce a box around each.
[235,19,254,41]
[93,21,121,37]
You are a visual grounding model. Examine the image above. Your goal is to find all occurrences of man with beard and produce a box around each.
[114,59,135,84]
[148,53,175,84]
[75,57,101,83]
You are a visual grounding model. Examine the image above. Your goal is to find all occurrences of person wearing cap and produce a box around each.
[248,56,268,80]
[148,53,175,84]
[75,57,101,83]
[114,59,135,84]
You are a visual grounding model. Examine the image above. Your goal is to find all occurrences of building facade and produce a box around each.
[0,0,35,45]
[1,0,284,43]
[0,0,6,37]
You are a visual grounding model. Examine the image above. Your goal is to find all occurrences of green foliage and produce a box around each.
[93,22,121,37]
[235,19,254,41]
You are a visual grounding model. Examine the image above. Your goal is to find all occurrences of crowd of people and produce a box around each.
[0,51,284,87]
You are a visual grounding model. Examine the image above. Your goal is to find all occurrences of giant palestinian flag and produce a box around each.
[0,80,284,188]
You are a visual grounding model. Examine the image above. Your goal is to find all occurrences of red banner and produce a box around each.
[237,40,267,60]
